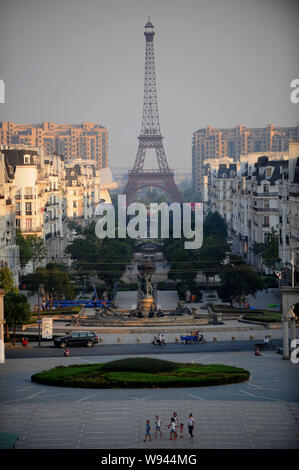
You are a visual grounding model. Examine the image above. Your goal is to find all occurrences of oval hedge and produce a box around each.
[31,358,250,389]
[102,357,178,373]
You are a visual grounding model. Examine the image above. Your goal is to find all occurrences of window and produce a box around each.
[24,187,33,199]
[263,216,269,227]
[25,219,32,231]
[25,202,32,215]
[264,200,269,210]
[263,184,269,194]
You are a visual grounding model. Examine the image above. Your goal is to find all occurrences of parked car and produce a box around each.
[54,331,99,348]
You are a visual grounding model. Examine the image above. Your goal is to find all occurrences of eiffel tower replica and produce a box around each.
[123,18,182,204]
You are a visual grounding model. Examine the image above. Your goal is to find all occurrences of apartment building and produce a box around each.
[207,143,299,279]
[0,121,108,170]
[193,124,299,200]
[0,154,19,285]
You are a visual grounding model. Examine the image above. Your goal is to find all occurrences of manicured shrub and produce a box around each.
[102,357,178,373]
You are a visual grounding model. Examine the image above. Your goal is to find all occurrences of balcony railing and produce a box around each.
[253,207,278,212]
[253,191,278,197]
[24,195,34,199]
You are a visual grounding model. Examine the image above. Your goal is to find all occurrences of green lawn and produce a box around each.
[31,358,250,389]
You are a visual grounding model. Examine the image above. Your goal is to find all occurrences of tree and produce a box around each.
[26,235,47,271]
[250,229,280,272]
[251,242,265,273]
[66,222,134,291]
[34,264,75,308]
[4,291,31,345]
[0,266,18,339]
[262,228,280,271]
[204,211,228,239]
[0,266,17,293]
[16,229,32,269]
[16,230,47,270]
[220,256,263,306]
[67,220,82,234]
[197,235,229,285]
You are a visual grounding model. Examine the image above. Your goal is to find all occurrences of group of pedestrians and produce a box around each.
[144,412,195,442]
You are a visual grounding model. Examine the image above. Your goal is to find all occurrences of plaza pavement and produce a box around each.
[0,350,298,449]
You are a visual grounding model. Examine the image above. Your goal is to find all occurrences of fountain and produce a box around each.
[137,260,157,316]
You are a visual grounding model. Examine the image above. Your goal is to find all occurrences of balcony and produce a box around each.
[24,195,34,199]
[253,207,278,212]
[252,191,278,197]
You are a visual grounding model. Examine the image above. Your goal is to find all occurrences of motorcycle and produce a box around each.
[152,335,166,346]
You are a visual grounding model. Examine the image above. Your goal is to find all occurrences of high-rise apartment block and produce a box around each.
[206,143,299,282]
[0,121,108,170]
[192,124,299,200]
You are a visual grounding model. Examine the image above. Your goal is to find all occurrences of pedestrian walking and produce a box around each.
[264,335,269,350]
[179,422,184,439]
[144,420,151,442]
[172,412,178,439]
[188,414,194,437]
[154,415,162,438]
[168,418,176,440]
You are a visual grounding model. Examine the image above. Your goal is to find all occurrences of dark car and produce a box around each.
[54,331,99,348]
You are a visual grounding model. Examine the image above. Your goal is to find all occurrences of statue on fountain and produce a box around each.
[137,261,156,316]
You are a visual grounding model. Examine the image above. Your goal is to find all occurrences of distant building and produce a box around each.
[206,143,299,280]
[192,124,299,200]
[0,121,108,170]
[0,145,117,270]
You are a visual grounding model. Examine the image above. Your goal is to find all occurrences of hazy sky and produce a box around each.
[0,0,299,170]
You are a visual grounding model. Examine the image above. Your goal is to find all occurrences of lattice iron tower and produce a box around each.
[123,18,182,203]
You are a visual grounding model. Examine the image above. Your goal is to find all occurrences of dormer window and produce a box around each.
[263,184,269,194]
[24,154,31,164]
[266,167,272,178]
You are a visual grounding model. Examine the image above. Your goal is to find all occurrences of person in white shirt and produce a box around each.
[188,413,194,437]
[154,415,162,437]
[264,335,269,349]
[168,418,176,440]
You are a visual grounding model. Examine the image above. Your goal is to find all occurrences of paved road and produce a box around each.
[0,350,298,449]
[5,338,283,359]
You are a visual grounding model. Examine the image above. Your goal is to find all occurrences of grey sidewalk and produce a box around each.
[0,350,298,449]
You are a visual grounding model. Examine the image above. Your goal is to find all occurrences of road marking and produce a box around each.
[239,389,284,402]
[77,395,95,403]
[191,355,211,363]
[25,390,47,400]
[189,394,206,401]
[128,394,156,401]
[246,383,263,389]
[15,386,34,392]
